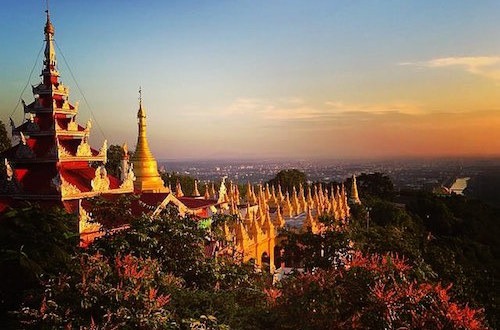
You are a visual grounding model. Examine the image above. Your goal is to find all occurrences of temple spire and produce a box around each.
[130,89,168,193]
[139,86,143,109]
[44,8,54,36]
[43,7,58,82]
[350,175,361,204]
[193,179,201,197]
[135,88,153,158]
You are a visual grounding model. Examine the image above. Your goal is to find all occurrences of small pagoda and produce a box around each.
[0,11,134,210]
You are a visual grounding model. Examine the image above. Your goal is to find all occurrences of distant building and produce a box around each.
[448,177,470,195]
[432,177,470,196]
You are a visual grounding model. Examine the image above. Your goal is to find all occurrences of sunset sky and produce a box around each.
[1,1,500,160]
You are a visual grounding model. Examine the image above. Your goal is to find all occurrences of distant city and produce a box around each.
[159,157,500,189]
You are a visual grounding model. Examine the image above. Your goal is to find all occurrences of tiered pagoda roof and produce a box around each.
[0,10,134,202]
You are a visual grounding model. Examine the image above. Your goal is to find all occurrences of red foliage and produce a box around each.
[272,251,488,329]
[19,253,175,328]
[347,250,412,273]
[263,287,282,306]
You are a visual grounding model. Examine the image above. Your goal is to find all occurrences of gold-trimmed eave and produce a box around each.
[31,83,68,96]
[58,155,107,163]
[12,151,108,164]
[151,193,189,218]
[19,130,87,138]
[51,172,134,201]
[55,130,88,138]
[24,107,78,116]
[150,194,224,218]
[60,187,135,201]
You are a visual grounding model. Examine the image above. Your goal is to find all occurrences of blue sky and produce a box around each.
[1,1,500,159]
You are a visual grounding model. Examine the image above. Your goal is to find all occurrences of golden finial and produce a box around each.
[138,86,142,106]
[137,86,146,119]
[44,0,55,36]
[245,202,252,222]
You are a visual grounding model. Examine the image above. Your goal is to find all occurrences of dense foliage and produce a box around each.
[466,172,500,208]
[267,169,307,194]
[0,171,496,328]
[0,120,10,153]
[105,144,127,178]
[0,205,79,327]
[348,172,395,201]
[10,207,269,329]
[345,173,499,328]
[161,172,197,196]
[272,252,486,329]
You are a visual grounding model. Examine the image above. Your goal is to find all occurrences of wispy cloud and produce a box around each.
[323,101,422,116]
[223,98,422,122]
[401,56,500,80]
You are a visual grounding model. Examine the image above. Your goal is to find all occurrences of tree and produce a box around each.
[17,253,176,329]
[0,120,11,153]
[0,204,79,325]
[271,252,487,329]
[352,172,395,200]
[14,209,269,329]
[350,190,499,327]
[86,194,139,231]
[161,172,196,196]
[89,210,216,289]
[280,227,351,271]
[105,144,126,178]
[267,169,307,193]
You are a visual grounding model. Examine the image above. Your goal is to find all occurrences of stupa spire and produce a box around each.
[43,7,59,84]
[176,180,184,198]
[350,175,361,204]
[193,179,201,197]
[204,183,210,199]
[130,88,168,193]
[136,87,151,155]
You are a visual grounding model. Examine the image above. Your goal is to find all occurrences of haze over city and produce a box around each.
[1,1,500,160]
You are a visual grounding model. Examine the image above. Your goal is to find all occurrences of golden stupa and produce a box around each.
[130,90,169,193]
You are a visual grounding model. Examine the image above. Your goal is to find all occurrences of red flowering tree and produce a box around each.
[17,253,177,329]
[268,251,488,329]
[14,211,265,329]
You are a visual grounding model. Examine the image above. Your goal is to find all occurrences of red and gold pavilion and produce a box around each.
[0,11,135,219]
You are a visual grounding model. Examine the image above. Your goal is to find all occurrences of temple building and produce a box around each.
[0,9,361,270]
[0,11,134,220]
